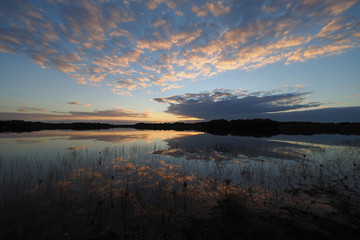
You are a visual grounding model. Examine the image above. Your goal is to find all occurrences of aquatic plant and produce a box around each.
[0,143,359,239]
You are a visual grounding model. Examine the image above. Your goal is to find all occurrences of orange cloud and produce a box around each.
[169,29,203,46]
[0,108,149,122]
[192,2,230,17]
[146,0,178,10]
[287,43,354,63]
[325,0,357,16]
[316,18,345,38]
[159,84,183,92]
[0,0,359,95]
[17,107,47,113]
[137,38,173,51]
[109,29,134,42]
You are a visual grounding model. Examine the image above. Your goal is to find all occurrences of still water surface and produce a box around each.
[1,129,359,220]
[1,128,359,159]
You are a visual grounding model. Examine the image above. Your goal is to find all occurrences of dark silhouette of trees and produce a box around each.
[1,119,360,136]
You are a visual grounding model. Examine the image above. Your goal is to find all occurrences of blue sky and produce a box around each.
[0,0,360,123]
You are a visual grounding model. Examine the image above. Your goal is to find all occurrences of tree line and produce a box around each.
[1,119,360,136]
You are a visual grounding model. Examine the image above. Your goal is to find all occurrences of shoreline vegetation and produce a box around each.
[1,144,359,239]
[1,119,360,136]
[1,124,360,239]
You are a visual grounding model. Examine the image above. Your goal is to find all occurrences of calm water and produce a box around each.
[1,128,359,159]
[1,129,359,216]
[1,129,360,238]
[1,129,359,185]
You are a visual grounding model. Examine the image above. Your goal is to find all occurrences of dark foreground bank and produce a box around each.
[2,194,359,240]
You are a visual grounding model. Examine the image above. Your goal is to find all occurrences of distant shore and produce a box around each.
[1,119,360,136]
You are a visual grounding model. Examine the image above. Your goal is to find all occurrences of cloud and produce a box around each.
[159,84,183,92]
[67,102,92,107]
[137,37,173,51]
[108,29,134,42]
[110,78,138,95]
[286,42,355,63]
[17,107,47,113]
[0,0,359,93]
[324,0,357,16]
[316,18,345,38]
[262,5,278,13]
[345,94,360,98]
[192,1,230,17]
[0,108,149,122]
[263,106,360,123]
[301,0,357,16]
[169,29,203,46]
[146,0,178,10]
[153,88,320,120]
[303,0,321,6]
[206,2,230,16]
[67,109,148,118]
[0,43,14,54]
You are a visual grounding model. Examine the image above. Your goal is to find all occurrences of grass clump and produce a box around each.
[0,144,359,239]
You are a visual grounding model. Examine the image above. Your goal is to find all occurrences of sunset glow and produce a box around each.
[1,0,359,123]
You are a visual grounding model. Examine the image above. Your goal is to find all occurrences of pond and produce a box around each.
[0,129,359,239]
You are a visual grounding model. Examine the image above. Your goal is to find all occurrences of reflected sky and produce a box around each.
[0,129,359,162]
[1,128,359,228]
[162,132,360,161]
[0,129,202,157]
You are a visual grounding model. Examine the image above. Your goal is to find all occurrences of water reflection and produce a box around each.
[0,129,360,238]
[158,133,359,162]
[3,141,359,218]
[0,129,203,142]
[1,129,359,159]
[0,129,203,157]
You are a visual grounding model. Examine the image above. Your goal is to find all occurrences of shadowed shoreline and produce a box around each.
[1,119,360,136]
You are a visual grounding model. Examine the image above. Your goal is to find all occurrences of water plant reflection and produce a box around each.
[1,142,359,239]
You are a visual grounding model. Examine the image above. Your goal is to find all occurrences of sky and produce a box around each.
[0,0,360,123]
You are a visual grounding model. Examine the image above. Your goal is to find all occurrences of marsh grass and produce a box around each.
[0,143,360,239]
